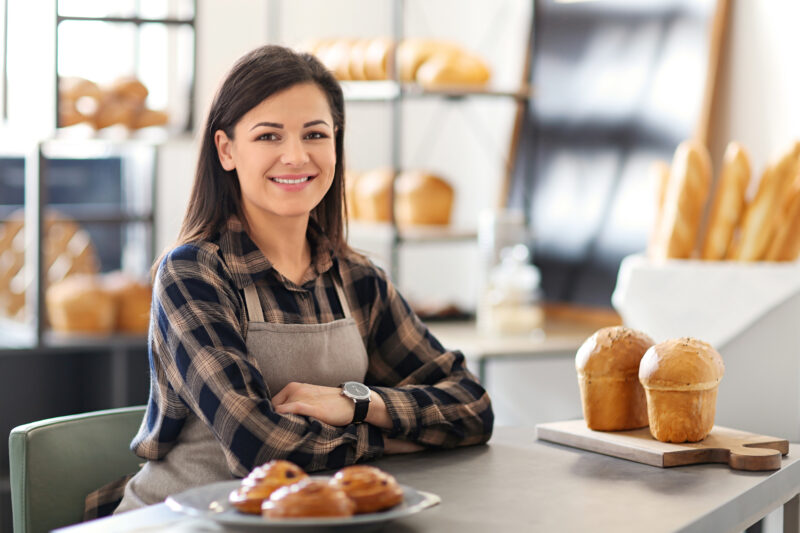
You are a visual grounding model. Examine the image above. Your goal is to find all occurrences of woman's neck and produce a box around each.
[245,210,312,285]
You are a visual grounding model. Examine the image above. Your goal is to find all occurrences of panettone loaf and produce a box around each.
[575,326,654,431]
[639,338,725,443]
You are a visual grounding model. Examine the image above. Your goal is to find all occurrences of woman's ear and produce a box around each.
[214,130,236,171]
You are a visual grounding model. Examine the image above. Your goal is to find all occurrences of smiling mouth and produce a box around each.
[270,176,313,184]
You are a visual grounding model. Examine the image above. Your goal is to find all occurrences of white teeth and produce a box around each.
[272,176,311,184]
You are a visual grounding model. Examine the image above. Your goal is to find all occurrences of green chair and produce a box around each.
[9,405,145,533]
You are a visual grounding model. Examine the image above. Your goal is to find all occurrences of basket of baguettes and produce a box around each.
[576,326,725,443]
[648,138,800,262]
[228,461,404,519]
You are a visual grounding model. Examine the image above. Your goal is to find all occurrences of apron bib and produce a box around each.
[115,272,368,512]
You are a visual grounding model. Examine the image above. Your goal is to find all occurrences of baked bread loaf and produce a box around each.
[229,460,308,515]
[103,271,152,334]
[344,170,362,220]
[319,39,355,81]
[575,326,654,431]
[46,274,114,334]
[346,39,370,81]
[730,140,800,261]
[650,140,712,260]
[638,337,725,443]
[646,160,671,259]
[262,478,355,519]
[701,142,751,260]
[397,39,454,82]
[363,38,394,80]
[329,465,404,514]
[415,51,491,88]
[765,175,800,261]
[58,77,102,128]
[395,171,454,226]
[353,167,394,223]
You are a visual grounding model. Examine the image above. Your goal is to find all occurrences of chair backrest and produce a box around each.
[8,405,146,533]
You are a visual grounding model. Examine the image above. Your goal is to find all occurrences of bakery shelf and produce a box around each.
[341,81,532,103]
[400,82,532,101]
[56,15,195,26]
[0,204,153,225]
[348,221,477,243]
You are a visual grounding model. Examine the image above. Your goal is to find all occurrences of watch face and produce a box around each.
[343,381,370,400]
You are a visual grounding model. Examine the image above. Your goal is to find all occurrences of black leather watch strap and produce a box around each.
[352,398,369,424]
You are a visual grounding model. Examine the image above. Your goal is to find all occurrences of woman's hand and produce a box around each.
[272,383,354,426]
[272,382,392,429]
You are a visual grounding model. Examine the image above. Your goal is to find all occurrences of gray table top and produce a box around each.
[57,425,800,533]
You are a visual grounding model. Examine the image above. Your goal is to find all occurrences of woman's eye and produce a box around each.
[258,132,280,141]
[305,131,327,140]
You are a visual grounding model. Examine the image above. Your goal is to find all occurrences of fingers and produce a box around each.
[271,381,301,406]
[274,401,315,418]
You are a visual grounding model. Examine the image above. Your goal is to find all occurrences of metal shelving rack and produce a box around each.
[270,0,533,283]
[0,1,197,349]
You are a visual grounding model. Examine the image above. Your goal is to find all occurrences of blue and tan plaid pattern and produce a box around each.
[133,216,493,477]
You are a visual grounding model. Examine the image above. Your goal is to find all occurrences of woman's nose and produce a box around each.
[280,138,310,166]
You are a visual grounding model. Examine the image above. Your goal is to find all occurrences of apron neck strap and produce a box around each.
[243,283,265,322]
[242,268,352,323]
[333,272,352,319]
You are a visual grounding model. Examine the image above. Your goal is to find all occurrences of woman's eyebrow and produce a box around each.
[249,119,330,131]
[303,119,330,128]
[250,121,283,130]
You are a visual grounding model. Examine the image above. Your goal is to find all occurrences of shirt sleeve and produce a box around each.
[152,245,384,476]
[363,265,494,448]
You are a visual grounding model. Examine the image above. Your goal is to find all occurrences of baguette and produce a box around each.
[646,160,671,259]
[650,140,712,260]
[765,174,800,261]
[730,140,800,261]
[700,142,751,260]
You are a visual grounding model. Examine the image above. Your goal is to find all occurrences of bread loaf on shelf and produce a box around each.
[649,140,712,260]
[46,274,115,335]
[639,337,724,443]
[363,38,394,81]
[415,50,491,88]
[0,211,99,322]
[352,167,394,223]
[103,271,152,334]
[394,171,454,226]
[700,142,751,260]
[575,326,654,431]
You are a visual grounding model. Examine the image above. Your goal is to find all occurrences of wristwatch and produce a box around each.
[340,381,371,424]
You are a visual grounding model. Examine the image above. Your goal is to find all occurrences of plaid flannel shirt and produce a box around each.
[132,216,493,478]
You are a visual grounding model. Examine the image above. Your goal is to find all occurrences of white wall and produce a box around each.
[709,0,800,174]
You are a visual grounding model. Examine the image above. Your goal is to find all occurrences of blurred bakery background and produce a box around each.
[1,0,799,530]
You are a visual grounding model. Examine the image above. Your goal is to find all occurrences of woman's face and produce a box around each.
[215,82,336,225]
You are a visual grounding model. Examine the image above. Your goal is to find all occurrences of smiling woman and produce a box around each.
[214,83,337,268]
[83,44,494,518]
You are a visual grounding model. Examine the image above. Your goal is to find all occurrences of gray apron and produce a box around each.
[115,273,369,513]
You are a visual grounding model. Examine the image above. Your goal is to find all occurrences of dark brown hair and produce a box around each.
[158,45,350,274]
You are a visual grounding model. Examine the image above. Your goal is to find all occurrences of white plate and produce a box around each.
[165,478,441,531]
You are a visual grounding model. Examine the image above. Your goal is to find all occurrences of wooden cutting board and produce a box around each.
[536,419,789,471]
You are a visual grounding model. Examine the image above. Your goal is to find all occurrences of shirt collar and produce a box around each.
[219,216,336,290]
